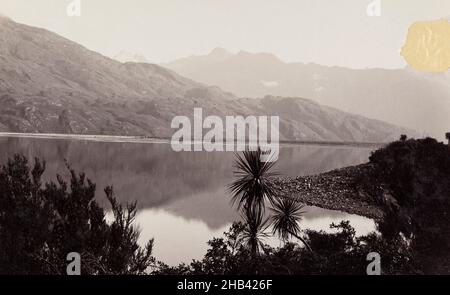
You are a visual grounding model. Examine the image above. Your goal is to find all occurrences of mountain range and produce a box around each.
[0,16,416,142]
[165,48,450,139]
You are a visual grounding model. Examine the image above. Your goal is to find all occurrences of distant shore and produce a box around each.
[0,132,170,144]
[0,132,384,148]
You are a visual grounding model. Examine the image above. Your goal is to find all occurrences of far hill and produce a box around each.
[0,17,415,142]
[165,48,449,139]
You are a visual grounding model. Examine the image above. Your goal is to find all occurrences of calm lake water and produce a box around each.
[0,137,377,265]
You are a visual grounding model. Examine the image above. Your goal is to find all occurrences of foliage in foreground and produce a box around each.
[0,154,154,275]
[229,150,313,254]
[158,137,450,275]
[367,137,450,274]
[1,135,449,275]
[154,221,412,275]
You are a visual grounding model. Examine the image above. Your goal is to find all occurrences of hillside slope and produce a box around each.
[166,48,449,139]
[0,17,415,142]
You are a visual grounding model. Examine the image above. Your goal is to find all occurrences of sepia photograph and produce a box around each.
[0,0,449,291]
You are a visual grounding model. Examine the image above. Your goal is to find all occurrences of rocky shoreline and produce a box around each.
[272,164,385,220]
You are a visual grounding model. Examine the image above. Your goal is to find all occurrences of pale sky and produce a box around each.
[1,0,449,68]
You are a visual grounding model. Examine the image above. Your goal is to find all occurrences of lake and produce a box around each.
[0,136,377,265]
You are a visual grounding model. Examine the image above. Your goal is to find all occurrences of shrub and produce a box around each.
[0,154,154,275]
[369,137,450,273]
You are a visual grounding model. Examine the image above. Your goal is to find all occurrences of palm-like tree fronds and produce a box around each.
[240,205,270,256]
[270,197,312,251]
[228,149,278,213]
[271,198,305,241]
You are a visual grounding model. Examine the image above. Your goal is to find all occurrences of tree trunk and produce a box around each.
[290,231,313,252]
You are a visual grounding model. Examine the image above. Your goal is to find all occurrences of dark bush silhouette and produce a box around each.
[154,221,411,275]
[0,154,154,275]
[369,137,450,274]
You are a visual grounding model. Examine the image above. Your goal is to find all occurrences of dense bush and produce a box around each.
[0,154,154,275]
[154,221,412,275]
[369,137,450,273]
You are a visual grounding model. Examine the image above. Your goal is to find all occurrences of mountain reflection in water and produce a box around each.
[0,136,376,265]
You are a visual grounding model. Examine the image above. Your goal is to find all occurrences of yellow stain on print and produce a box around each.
[401,19,450,73]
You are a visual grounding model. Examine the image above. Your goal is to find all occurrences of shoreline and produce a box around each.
[273,164,384,220]
[0,131,385,219]
[0,132,384,148]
